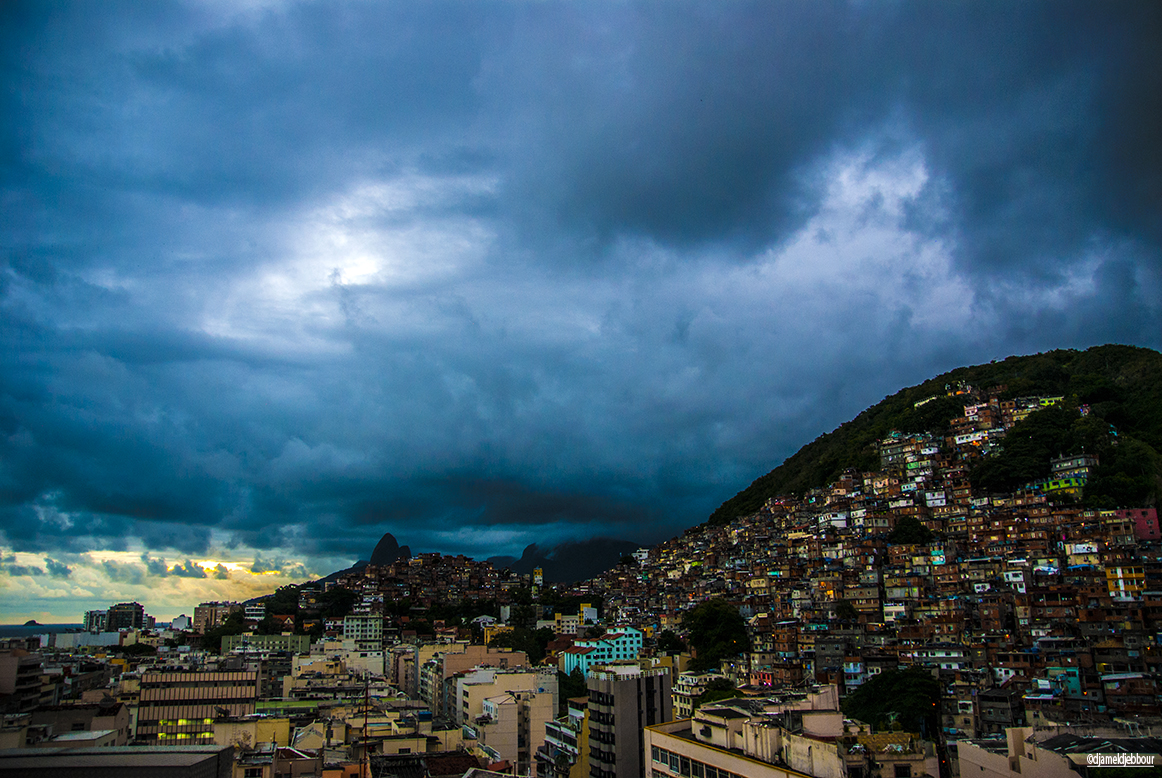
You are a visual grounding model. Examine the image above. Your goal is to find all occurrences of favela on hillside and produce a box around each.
[2,2,1162,777]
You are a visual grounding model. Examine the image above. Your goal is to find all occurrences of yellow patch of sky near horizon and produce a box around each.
[0,548,317,623]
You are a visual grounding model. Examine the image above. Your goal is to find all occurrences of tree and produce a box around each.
[489,626,555,665]
[888,515,934,545]
[841,668,939,736]
[835,600,858,622]
[1085,438,1161,508]
[201,610,246,652]
[255,615,286,635]
[708,345,1162,525]
[656,629,687,654]
[266,585,300,616]
[116,642,157,656]
[558,668,587,715]
[682,600,750,672]
[970,404,1078,492]
[318,587,357,619]
[509,602,537,630]
[694,677,737,709]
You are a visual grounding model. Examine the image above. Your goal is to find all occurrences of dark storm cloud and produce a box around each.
[169,559,206,578]
[878,2,1162,278]
[1,555,43,577]
[0,553,70,578]
[0,0,1159,583]
[141,554,170,577]
[250,556,306,578]
[234,473,670,559]
[486,2,862,249]
[484,1,1162,271]
[101,560,145,585]
[1,1,491,220]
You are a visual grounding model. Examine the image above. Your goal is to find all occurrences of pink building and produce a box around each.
[1120,508,1160,541]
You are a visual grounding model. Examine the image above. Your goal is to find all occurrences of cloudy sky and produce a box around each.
[2,1,1159,622]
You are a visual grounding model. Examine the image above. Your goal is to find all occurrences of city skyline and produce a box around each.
[2,1,1160,622]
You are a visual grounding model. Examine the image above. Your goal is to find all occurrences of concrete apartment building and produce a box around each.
[221,632,311,655]
[83,609,107,633]
[672,671,729,720]
[535,696,589,778]
[391,640,500,698]
[0,745,235,777]
[418,643,531,718]
[136,669,260,743]
[956,726,1162,778]
[475,689,556,775]
[106,601,146,631]
[193,602,242,634]
[455,667,558,728]
[559,627,644,676]
[0,650,44,715]
[343,614,384,646]
[646,691,937,778]
[587,663,673,778]
[30,702,132,746]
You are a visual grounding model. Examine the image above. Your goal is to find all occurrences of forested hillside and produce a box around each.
[707,345,1162,526]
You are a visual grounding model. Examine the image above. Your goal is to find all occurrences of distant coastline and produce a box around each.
[0,623,83,638]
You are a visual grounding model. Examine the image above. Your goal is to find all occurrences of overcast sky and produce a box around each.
[2,0,1159,621]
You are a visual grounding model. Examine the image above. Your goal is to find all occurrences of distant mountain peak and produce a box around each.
[370,533,411,566]
[489,538,642,582]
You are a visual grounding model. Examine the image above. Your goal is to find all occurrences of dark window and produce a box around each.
[895,765,911,778]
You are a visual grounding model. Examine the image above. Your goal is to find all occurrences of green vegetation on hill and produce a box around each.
[682,598,751,671]
[841,667,940,735]
[707,345,1162,526]
[488,626,556,664]
[887,515,934,545]
[968,399,1162,507]
[694,677,739,709]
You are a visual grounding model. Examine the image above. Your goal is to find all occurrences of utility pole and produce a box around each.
[362,671,370,778]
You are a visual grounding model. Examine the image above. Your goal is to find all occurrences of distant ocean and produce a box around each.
[0,623,83,638]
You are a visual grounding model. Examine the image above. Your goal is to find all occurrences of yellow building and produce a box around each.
[1105,563,1145,601]
[482,624,514,646]
[214,716,291,749]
